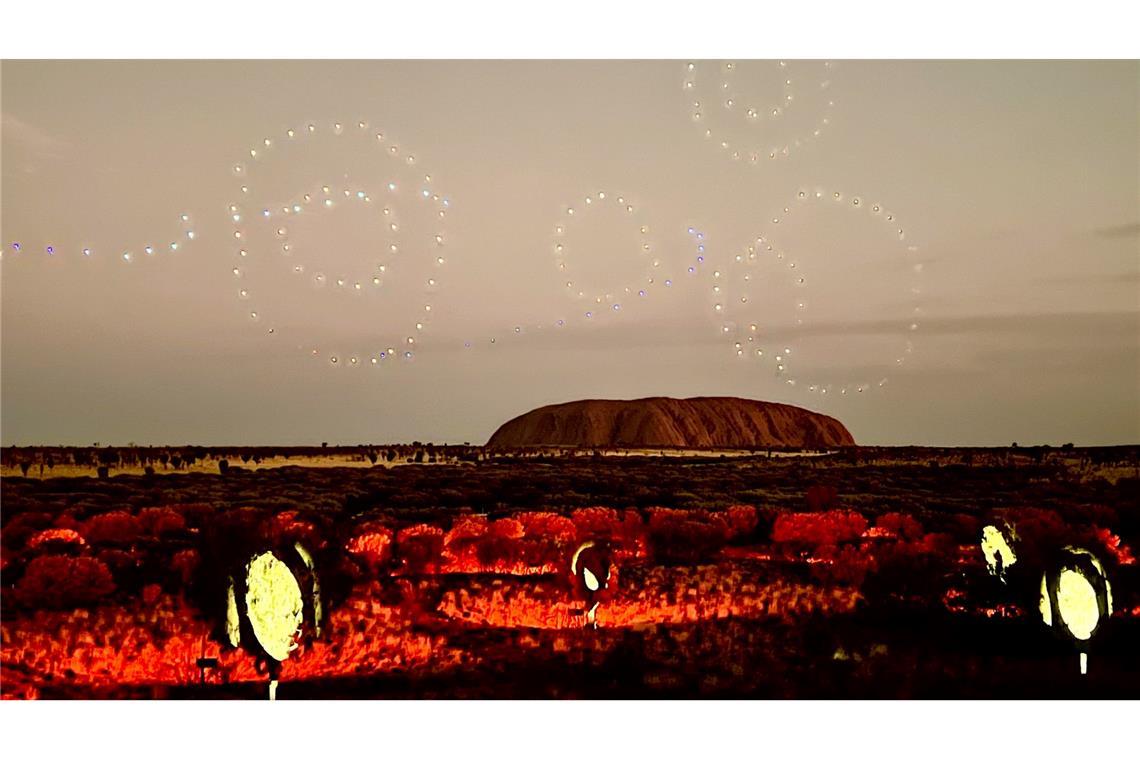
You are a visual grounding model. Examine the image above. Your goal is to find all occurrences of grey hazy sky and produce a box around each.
[2,60,1137,446]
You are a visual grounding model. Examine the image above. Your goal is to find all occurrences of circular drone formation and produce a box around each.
[226,120,450,367]
[694,225,807,383]
[4,213,198,263]
[462,191,679,348]
[710,187,922,396]
[552,190,667,315]
[683,60,836,165]
[250,182,403,295]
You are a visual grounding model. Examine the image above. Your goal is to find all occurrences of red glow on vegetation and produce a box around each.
[1095,528,1136,566]
[772,510,868,547]
[27,528,86,550]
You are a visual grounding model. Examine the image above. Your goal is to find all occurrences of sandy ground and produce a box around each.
[0,448,836,480]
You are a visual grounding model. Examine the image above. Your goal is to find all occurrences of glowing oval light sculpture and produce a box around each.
[244,551,303,699]
[245,551,304,660]
[571,540,612,629]
[980,524,1017,583]
[1039,547,1113,675]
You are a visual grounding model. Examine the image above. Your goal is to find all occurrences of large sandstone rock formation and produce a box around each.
[486,397,854,449]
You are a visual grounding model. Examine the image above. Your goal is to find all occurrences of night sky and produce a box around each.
[2,60,1137,446]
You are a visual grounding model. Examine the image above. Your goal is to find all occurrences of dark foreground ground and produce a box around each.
[2,446,1138,699]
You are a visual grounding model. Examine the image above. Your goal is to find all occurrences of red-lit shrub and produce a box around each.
[2,512,54,548]
[53,512,83,532]
[442,515,489,572]
[571,506,622,538]
[266,510,318,546]
[80,511,142,545]
[141,583,163,605]
[16,556,116,608]
[811,544,876,587]
[27,528,86,551]
[772,510,868,549]
[490,517,525,541]
[516,512,576,542]
[395,524,445,574]
[136,507,186,537]
[1095,528,1136,566]
[346,527,394,573]
[170,549,200,586]
[96,548,141,581]
[874,512,925,541]
[647,508,735,563]
[724,505,759,541]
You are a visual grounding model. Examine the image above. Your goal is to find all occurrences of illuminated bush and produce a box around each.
[771,510,868,548]
[441,515,489,572]
[16,555,116,608]
[875,512,924,541]
[571,506,622,538]
[490,517,525,541]
[647,508,736,563]
[136,507,186,537]
[267,510,318,547]
[724,505,760,541]
[517,512,576,542]
[1094,528,1135,566]
[811,544,876,586]
[170,548,200,586]
[80,511,143,545]
[395,524,445,574]
[2,512,55,549]
[27,528,86,551]
[346,526,394,573]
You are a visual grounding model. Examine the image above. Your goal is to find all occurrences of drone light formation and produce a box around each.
[683,60,836,165]
[226,119,450,367]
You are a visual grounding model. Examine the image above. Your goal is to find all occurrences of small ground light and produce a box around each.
[570,540,612,629]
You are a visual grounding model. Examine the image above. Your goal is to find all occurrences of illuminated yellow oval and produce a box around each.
[1055,568,1100,640]
[244,551,303,661]
[981,525,1016,579]
[583,566,600,592]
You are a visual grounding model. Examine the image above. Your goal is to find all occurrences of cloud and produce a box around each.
[0,112,71,160]
[765,310,1140,341]
[1033,271,1140,285]
[1093,222,1140,239]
